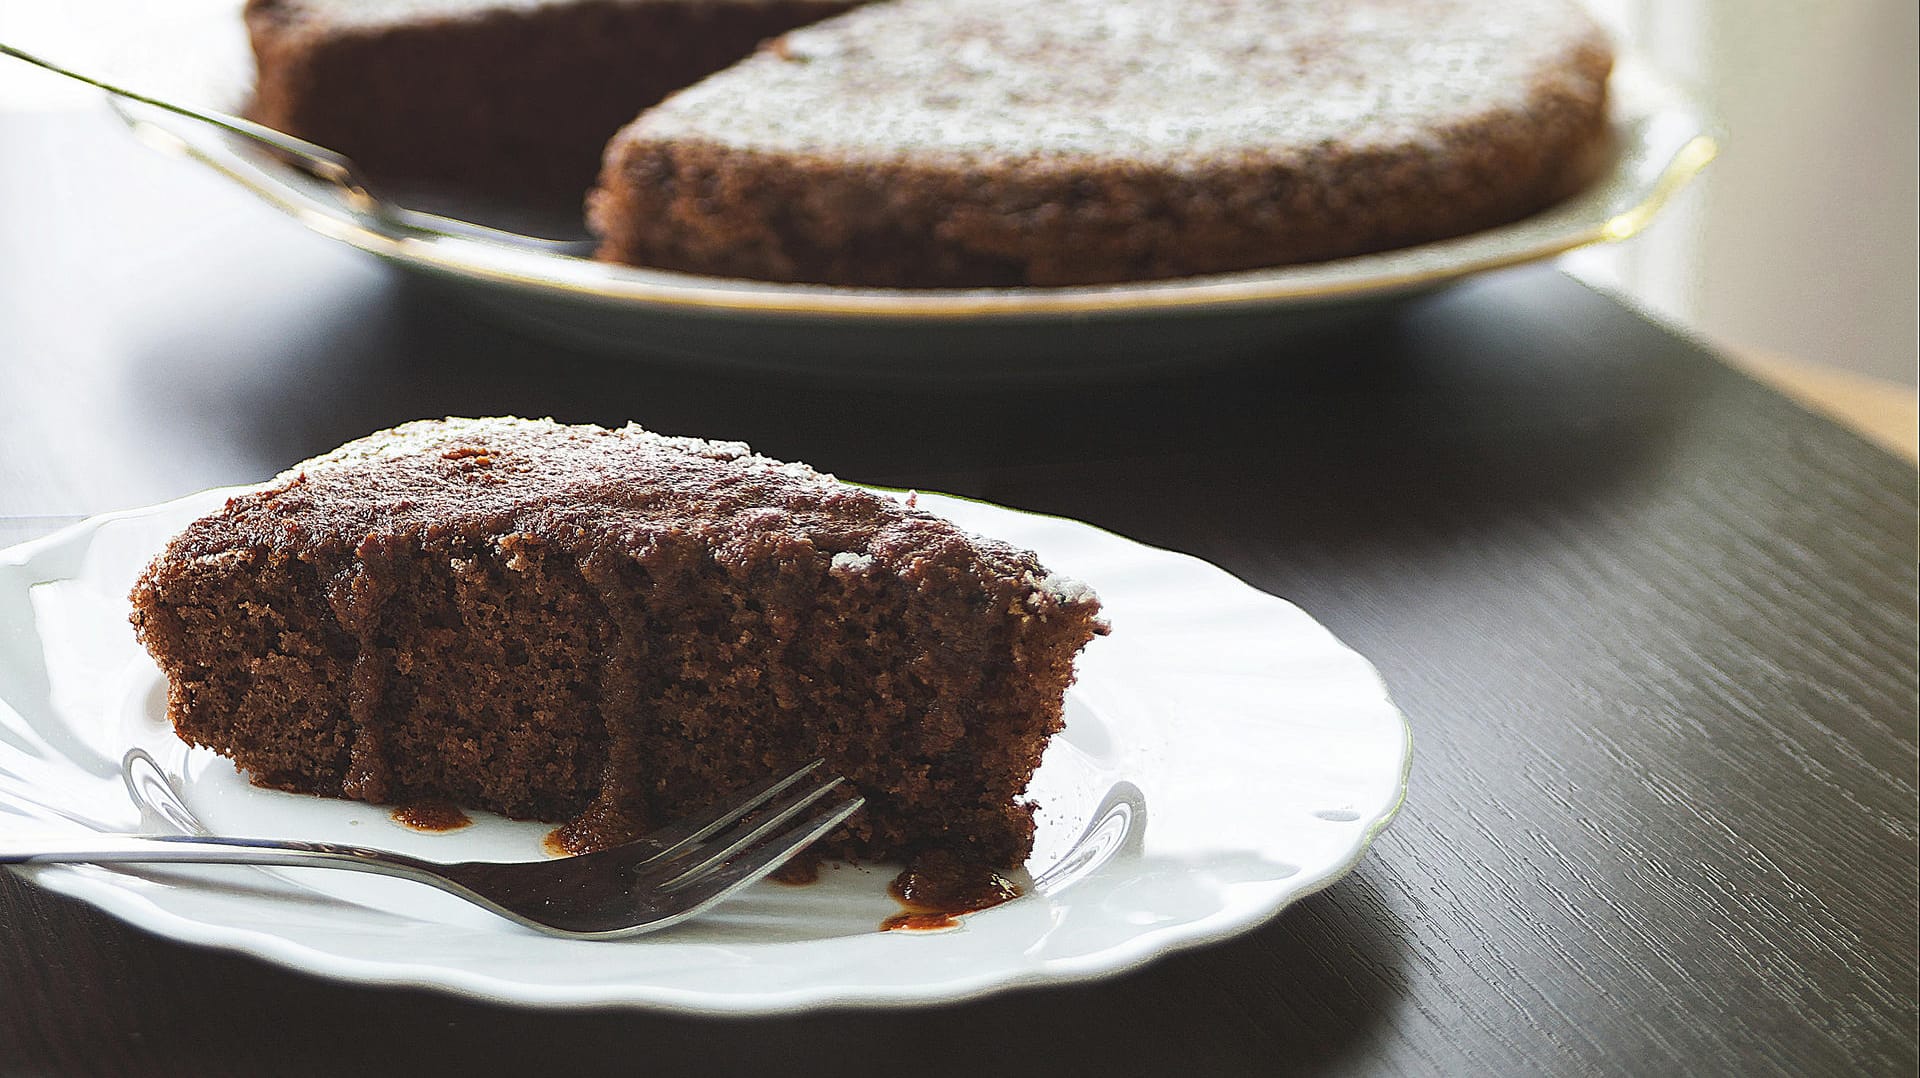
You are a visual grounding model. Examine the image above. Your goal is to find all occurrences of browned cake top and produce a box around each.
[622,0,1611,167]
[156,417,1098,612]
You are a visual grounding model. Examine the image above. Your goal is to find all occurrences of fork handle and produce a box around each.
[0,833,441,877]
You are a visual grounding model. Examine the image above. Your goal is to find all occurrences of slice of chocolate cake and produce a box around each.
[589,0,1614,286]
[129,418,1105,871]
[244,0,864,204]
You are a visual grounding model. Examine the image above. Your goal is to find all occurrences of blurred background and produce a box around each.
[4,0,1916,394]
[1573,0,1918,395]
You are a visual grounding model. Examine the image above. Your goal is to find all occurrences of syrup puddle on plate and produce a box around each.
[881,855,1022,933]
[390,802,472,833]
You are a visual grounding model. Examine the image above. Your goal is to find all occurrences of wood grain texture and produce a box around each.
[1,109,1914,1077]
[1720,346,1918,463]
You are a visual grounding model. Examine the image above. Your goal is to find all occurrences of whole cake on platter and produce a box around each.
[243,0,1614,287]
[129,418,1107,873]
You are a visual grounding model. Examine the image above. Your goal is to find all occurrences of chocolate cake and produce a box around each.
[244,0,864,203]
[244,0,1613,283]
[589,0,1614,285]
[129,418,1106,870]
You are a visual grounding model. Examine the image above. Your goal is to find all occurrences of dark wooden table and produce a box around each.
[2,108,1914,1077]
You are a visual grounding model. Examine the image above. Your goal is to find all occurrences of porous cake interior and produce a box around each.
[134,529,1088,868]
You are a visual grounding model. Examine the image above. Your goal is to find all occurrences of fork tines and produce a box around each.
[609,758,864,886]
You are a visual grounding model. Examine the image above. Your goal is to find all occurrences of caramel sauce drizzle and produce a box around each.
[882,855,1022,932]
[391,801,472,832]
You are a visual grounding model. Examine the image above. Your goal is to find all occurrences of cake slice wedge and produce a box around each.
[244,0,865,204]
[128,418,1105,873]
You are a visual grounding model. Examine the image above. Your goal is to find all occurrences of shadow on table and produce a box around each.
[124,263,1720,545]
[41,871,1410,1078]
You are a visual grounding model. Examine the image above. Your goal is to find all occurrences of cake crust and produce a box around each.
[130,418,1105,868]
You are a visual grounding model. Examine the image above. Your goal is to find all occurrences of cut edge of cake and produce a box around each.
[129,418,1108,876]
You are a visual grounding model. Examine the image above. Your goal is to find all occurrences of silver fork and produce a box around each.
[0,41,595,256]
[0,750,863,939]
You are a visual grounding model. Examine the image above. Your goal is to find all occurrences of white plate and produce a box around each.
[0,488,1409,1012]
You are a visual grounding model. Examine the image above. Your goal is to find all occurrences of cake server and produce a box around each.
[1,750,863,940]
[0,42,595,256]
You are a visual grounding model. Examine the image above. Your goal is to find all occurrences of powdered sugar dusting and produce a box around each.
[284,417,838,491]
[1021,569,1099,610]
[634,0,1608,164]
[286,418,1102,616]
[1039,572,1098,607]
[830,551,875,573]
